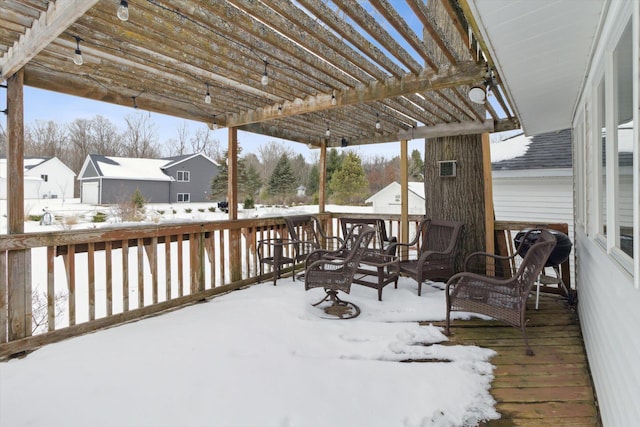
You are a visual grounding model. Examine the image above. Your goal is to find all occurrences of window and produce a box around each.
[614,21,633,258]
[177,193,190,202]
[598,77,607,237]
[177,170,190,182]
[41,174,48,182]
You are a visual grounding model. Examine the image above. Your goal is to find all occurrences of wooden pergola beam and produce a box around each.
[0,0,99,79]
[227,62,486,128]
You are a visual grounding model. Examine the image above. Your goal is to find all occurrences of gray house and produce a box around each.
[78,153,219,204]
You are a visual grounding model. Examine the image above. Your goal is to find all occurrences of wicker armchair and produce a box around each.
[304,225,375,319]
[284,215,343,266]
[387,219,464,296]
[445,229,557,356]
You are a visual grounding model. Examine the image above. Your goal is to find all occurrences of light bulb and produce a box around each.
[261,72,268,86]
[277,106,283,115]
[331,94,337,105]
[325,128,330,138]
[73,49,83,65]
[204,92,211,104]
[375,120,381,130]
[117,1,129,21]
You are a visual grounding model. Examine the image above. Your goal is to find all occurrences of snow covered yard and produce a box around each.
[1,277,499,427]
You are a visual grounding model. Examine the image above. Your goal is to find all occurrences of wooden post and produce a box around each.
[400,139,409,259]
[228,127,241,282]
[482,133,495,254]
[6,69,32,340]
[319,141,327,213]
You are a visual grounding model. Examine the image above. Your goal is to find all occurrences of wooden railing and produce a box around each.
[0,214,570,359]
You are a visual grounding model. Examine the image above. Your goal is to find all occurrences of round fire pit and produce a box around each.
[514,229,572,267]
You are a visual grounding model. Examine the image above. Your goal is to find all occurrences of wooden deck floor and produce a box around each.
[431,293,601,426]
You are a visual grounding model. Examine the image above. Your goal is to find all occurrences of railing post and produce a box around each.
[7,69,31,340]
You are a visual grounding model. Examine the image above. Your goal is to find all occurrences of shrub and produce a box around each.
[28,214,42,222]
[92,212,107,223]
[198,208,205,213]
[185,208,192,213]
[243,195,255,209]
[132,188,145,209]
[208,206,216,212]
[157,210,165,215]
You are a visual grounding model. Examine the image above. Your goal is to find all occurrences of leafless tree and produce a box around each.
[66,118,93,173]
[121,112,160,158]
[91,115,121,156]
[190,126,220,159]
[257,140,294,182]
[165,120,190,156]
[31,289,68,335]
[25,120,67,157]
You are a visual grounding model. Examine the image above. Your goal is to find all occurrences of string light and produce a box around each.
[375,113,381,130]
[277,105,283,115]
[132,96,138,109]
[331,90,337,105]
[261,60,269,86]
[212,115,218,130]
[73,36,83,66]
[204,84,211,104]
[325,126,330,138]
[117,1,129,21]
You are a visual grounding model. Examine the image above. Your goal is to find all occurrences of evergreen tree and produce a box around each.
[210,147,254,201]
[329,152,369,205]
[306,164,320,196]
[244,162,262,198]
[409,149,425,181]
[268,154,296,203]
[325,148,344,194]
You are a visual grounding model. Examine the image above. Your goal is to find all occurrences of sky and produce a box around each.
[0,243,499,427]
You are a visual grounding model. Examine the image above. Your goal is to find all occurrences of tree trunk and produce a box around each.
[424,134,485,270]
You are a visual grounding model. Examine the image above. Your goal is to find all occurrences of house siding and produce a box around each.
[164,155,218,203]
[571,1,639,425]
[100,179,169,204]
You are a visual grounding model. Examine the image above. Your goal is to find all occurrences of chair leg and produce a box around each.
[418,282,422,296]
[522,325,534,356]
[535,273,541,310]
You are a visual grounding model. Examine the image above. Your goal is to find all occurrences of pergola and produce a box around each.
[1,1,519,338]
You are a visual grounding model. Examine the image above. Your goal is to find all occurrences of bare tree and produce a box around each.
[257,140,294,182]
[25,120,67,157]
[91,115,121,156]
[66,118,93,173]
[165,121,190,156]
[190,126,220,159]
[121,112,160,158]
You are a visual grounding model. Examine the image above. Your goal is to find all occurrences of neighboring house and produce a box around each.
[491,129,574,278]
[0,157,75,200]
[365,182,426,215]
[468,1,638,424]
[78,153,219,204]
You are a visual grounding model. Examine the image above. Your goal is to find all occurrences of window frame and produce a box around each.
[176,170,190,182]
[177,193,190,203]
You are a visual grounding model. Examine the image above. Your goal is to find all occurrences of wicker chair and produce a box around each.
[284,215,343,266]
[304,225,375,319]
[387,219,464,296]
[445,228,557,356]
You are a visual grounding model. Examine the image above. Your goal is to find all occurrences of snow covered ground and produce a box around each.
[1,199,500,426]
[1,277,498,427]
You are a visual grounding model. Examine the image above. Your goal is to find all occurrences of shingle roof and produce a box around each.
[492,129,572,171]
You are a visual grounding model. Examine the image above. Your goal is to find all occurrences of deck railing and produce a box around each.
[0,214,569,358]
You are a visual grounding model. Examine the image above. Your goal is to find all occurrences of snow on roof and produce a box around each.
[408,182,425,199]
[0,157,50,178]
[490,133,532,163]
[93,156,173,181]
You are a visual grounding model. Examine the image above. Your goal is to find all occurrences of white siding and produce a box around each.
[492,174,575,281]
[575,228,640,425]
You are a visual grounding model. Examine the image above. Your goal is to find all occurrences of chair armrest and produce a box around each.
[464,251,519,272]
[416,249,451,265]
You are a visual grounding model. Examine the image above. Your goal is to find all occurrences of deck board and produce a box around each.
[430,293,601,426]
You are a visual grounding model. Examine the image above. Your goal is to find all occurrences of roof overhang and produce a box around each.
[462,0,607,135]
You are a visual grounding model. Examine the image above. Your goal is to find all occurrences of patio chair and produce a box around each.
[387,219,464,296]
[284,215,343,265]
[445,228,557,356]
[304,225,375,319]
[339,217,397,253]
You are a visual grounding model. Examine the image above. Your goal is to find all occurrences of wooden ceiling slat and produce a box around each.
[245,0,390,83]
[225,0,374,86]
[407,0,460,65]
[405,93,456,123]
[1,0,99,79]
[297,0,405,79]
[333,0,423,75]
[368,0,440,72]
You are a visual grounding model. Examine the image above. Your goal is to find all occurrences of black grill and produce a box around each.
[514,229,572,267]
